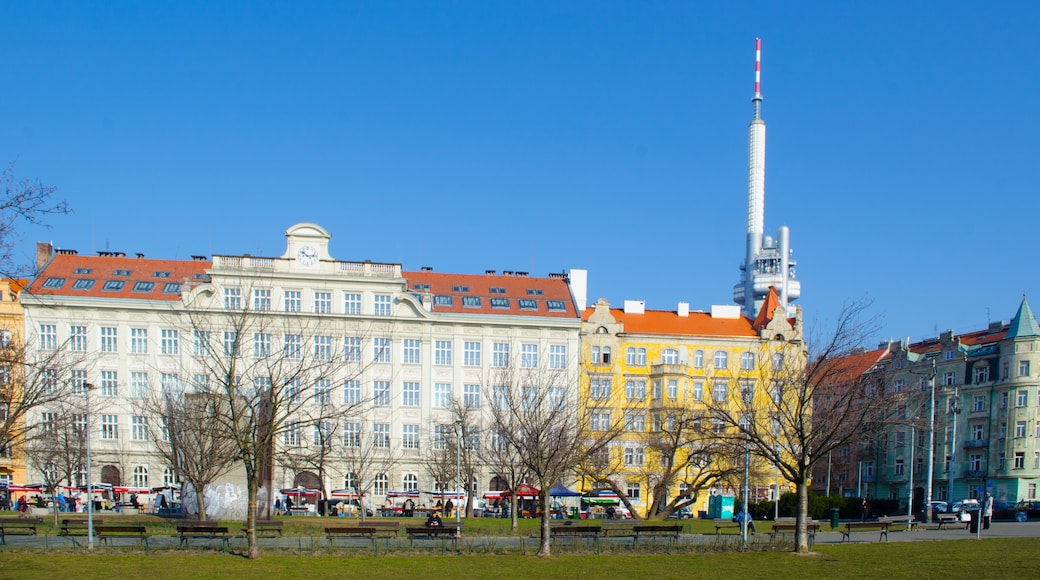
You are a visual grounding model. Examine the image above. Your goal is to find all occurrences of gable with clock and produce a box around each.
[282,223,332,267]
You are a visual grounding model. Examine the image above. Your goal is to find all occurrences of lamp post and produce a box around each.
[454,420,462,523]
[83,382,95,550]
[925,360,936,524]
[740,433,750,550]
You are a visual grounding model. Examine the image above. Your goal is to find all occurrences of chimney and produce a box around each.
[191,255,208,262]
[568,269,587,311]
[136,253,145,259]
[623,300,645,315]
[485,269,496,276]
[677,302,689,317]
[36,242,54,270]
[421,266,433,272]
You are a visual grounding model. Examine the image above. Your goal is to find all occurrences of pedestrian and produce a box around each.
[444,498,454,518]
[983,493,994,530]
[861,498,870,521]
[17,495,29,519]
[274,498,282,516]
[285,495,294,515]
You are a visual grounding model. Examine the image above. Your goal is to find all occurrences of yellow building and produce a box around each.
[0,279,28,486]
[578,290,801,518]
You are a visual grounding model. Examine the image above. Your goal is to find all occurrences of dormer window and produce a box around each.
[72,279,95,290]
[42,278,66,289]
[102,280,125,291]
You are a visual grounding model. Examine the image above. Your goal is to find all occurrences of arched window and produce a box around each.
[343,473,358,491]
[374,473,389,496]
[133,465,149,488]
[163,466,176,486]
[661,349,679,364]
[403,474,418,492]
[714,351,728,369]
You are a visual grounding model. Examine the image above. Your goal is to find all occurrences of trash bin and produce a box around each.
[830,507,840,530]
[1016,511,1027,523]
[969,509,980,533]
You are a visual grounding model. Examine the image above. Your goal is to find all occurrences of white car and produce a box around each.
[950,499,980,522]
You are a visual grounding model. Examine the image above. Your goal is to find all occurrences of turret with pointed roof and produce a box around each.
[1007,295,1040,339]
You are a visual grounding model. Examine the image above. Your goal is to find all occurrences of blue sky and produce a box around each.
[1,1,1036,344]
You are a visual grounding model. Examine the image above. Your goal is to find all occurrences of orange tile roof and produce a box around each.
[582,307,758,338]
[813,346,889,386]
[26,254,211,301]
[401,271,579,319]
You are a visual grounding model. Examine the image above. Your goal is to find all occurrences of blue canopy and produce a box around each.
[549,482,581,497]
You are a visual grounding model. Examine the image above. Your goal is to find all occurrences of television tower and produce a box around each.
[733,38,801,318]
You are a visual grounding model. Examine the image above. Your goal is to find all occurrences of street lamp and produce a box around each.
[83,382,95,550]
[924,360,936,524]
[454,420,463,523]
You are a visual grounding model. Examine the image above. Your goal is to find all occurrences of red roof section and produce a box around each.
[26,254,211,301]
[402,271,578,318]
[582,307,758,338]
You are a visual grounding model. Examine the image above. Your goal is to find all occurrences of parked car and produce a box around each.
[993,501,1018,520]
[950,499,979,522]
[667,507,693,520]
[929,501,948,518]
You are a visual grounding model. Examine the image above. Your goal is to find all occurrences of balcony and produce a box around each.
[649,364,688,377]
[963,439,988,449]
[963,469,987,479]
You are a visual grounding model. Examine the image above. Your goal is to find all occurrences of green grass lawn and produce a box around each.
[0,538,1035,579]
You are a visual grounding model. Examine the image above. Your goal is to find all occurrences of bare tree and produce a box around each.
[338,422,401,522]
[0,162,69,277]
[480,421,528,532]
[487,360,618,557]
[25,395,85,524]
[422,398,481,517]
[705,301,886,553]
[146,386,238,521]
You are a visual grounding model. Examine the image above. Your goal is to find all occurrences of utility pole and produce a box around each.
[84,382,95,550]
[925,360,936,524]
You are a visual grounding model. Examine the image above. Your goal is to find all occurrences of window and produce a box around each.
[1016,451,1026,469]
[100,327,118,353]
[132,416,148,441]
[343,337,361,362]
[462,296,481,308]
[490,297,509,309]
[1031,483,1038,499]
[667,379,678,399]
[343,380,361,405]
[283,422,301,446]
[373,381,391,407]
[403,474,419,492]
[402,382,420,407]
[1001,392,1009,409]
[521,344,538,368]
[39,324,57,350]
[463,342,481,366]
[971,424,984,440]
[343,473,359,491]
[661,349,678,365]
[896,431,906,448]
[942,371,956,386]
[373,424,390,448]
[591,346,612,364]
[253,289,271,311]
[158,329,178,355]
[590,411,611,431]
[373,294,391,316]
[492,343,509,368]
[100,370,118,397]
[192,330,209,356]
[70,369,87,395]
[625,412,645,432]
[623,447,644,467]
[223,331,239,357]
[973,395,986,412]
[434,425,452,451]
[403,339,421,365]
[999,452,1006,470]
[692,382,704,401]
[254,333,272,358]
[1019,390,1029,407]
[130,328,148,354]
[130,372,149,398]
[546,300,566,312]
[42,277,66,288]
[374,474,389,497]
[894,459,904,476]
[163,467,176,486]
[434,383,451,408]
[590,379,611,399]
[284,290,301,312]
[161,373,181,394]
[652,380,662,399]
[284,334,302,359]
[69,325,87,351]
[314,291,332,314]
[518,299,537,310]
[464,384,480,408]
[132,281,154,292]
[102,280,125,291]
[223,288,242,310]
[314,421,332,447]
[772,353,783,371]
[163,282,181,294]
[713,381,727,402]
[694,350,704,369]
[403,424,420,450]
[714,351,728,369]
[970,454,983,471]
[434,295,453,307]
[627,347,647,366]
[344,293,361,314]
[492,385,508,410]
[343,422,361,447]
[1000,422,1008,439]
[434,341,452,365]
[626,380,647,400]
[314,335,333,361]
[133,466,149,488]
[314,379,331,405]
[101,415,119,440]
[626,482,640,500]
[1021,360,1032,377]
[550,387,565,409]
[893,379,904,393]
[741,352,755,370]
[974,365,990,384]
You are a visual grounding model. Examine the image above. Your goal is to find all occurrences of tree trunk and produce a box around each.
[795,481,810,553]
[510,494,519,532]
[246,479,259,559]
[194,484,208,521]
[537,490,552,557]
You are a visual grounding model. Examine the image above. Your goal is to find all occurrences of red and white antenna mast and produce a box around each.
[753,37,763,119]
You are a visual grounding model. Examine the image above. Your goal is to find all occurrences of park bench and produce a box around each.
[325,526,376,546]
[0,520,38,545]
[61,518,103,536]
[840,520,890,543]
[601,521,635,537]
[878,515,918,531]
[550,523,603,539]
[95,525,150,547]
[240,519,284,537]
[934,513,969,530]
[632,524,683,542]
[768,519,821,549]
[713,518,741,539]
[177,524,230,548]
[405,525,460,546]
[363,520,401,537]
